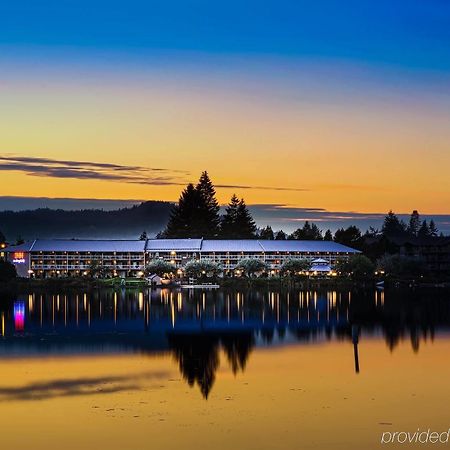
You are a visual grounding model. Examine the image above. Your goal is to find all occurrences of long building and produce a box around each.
[5,238,360,278]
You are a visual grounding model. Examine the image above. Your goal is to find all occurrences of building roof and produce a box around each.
[5,239,146,253]
[5,238,360,254]
[201,240,264,252]
[145,239,202,251]
[258,240,359,254]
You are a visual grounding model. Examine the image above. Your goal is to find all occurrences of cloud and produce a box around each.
[0,155,189,185]
[0,154,307,191]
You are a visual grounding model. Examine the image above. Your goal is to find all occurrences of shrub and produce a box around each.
[235,258,267,277]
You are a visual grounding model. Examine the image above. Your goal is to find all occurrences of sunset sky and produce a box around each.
[1,1,450,226]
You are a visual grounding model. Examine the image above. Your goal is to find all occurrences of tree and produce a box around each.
[418,220,431,238]
[407,210,421,236]
[0,230,5,244]
[16,236,25,245]
[335,255,375,280]
[324,229,333,241]
[184,259,222,278]
[221,195,257,239]
[196,171,221,237]
[377,254,428,278]
[259,225,274,240]
[163,183,206,238]
[145,259,176,277]
[275,230,287,240]
[280,258,311,276]
[235,258,267,277]
[0,260,17,282]
[290,221,323,240]
[139,231,148,240]
[429,220,439,237]
[382,211,406,237]
[334,226,362,249]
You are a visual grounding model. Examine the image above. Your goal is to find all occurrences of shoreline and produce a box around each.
[2,276,450,294]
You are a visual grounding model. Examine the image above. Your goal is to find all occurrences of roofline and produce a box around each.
[3,238,361,253]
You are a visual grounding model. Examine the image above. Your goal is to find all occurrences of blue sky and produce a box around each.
[2,0,450,71]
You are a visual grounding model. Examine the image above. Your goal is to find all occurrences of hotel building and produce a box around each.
[5,238,360,278]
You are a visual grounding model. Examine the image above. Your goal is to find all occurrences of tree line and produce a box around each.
[159,171,444,246]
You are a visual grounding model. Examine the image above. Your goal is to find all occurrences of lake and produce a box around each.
[0,287,449,449]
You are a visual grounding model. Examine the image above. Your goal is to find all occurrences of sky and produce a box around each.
[1,0,450,230]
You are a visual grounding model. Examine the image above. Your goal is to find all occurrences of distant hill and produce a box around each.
[0,201,173,241]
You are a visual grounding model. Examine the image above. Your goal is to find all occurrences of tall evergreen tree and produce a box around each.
[382,210,406,236]
[196,171,221,237]
[334,225,362,249]
[275,230,287,240]
[163,183,207,238]
[324,229,333,241]
[0,230,5,244]
[259,225,274,240]
[236,198,257,238]
[221,194,240,238]
[407,210,421,236]
[429,220,439,237]
[221,195,257,238]
[290,221,323,240]
[418,220,431,238]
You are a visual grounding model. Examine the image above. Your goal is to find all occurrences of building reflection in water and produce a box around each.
[1,288,450,398]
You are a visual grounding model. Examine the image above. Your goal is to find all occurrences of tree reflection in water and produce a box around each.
[0,287,450,397]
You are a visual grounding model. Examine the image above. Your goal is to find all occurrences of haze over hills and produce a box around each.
[0,201,172,241]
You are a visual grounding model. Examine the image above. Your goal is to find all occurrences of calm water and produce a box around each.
[0,287,450,449]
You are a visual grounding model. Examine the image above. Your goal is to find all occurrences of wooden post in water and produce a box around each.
[352,324,360,374]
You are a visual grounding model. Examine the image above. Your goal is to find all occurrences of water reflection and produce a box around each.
[1,288,450,398]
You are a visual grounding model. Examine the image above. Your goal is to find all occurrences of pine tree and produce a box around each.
[259,225,274,240]
[221,195,257,238]
[334,225,362,248]
[408,210,421,236]
[163,184,207,238]
[196,171,221,237]
[382,210,406,236]
[428,220,439,237]
[236,198,257,238]
[324,229,333,241]
[275,230,287,240]
[290,221,323,240]
[418,220,431,238]
[221,194,240,238]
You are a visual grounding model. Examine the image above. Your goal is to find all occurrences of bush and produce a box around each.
[184,259,222,278]
[280,258,311,276]
[235,258,267,277]
[145,259,176,277]
[0,260,17,282]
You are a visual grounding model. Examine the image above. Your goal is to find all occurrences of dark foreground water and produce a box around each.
[0,287,449,449]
